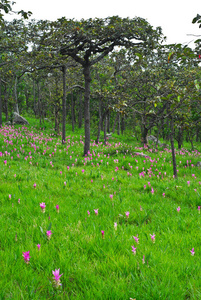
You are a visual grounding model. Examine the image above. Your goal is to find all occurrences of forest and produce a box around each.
[1,2,201,299]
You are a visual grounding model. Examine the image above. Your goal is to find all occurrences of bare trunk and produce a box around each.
[170,117,177,179]
[104,115,107,144]
[71,91,74,132]
[117,112,120,135]
[112,113,118,133]
[62,65,67,144]
[83,64,91,156]
[96,95,102,144]
[141,125,148,145]
[78,91,83,128]
[0,78,2,126]
[14,76,19,114]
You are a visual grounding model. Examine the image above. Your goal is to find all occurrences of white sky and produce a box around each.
[5,0,201,47]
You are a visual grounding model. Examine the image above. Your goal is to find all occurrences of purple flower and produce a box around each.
[190,248,195,256]
[87,210,90,216]
[56,205,59,212]
[125,211,130,218]
[109,194,113,200]
[37,244,41,250]
[47,230,52,240]
[131,245,137,255]
[94,209,98,215]
[177,206,181,212]
[22,251,30,264]
[40,202,46,213]
[33,183,36,188]
[198,206,200,214]
[150,233,155,243]
[101,230,105,238]
[52,268,63,287]
[133,235,139,244]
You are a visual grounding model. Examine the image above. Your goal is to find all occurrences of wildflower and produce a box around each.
[37,244,41,250]
[125,211,130,218]
[144,185,146,189]
[52,268,63,287]
[22,251,30,264]
[162,193,165,197]
[187,181,190,186]
[47,230,52,240]
[114,222,117,230]
[177,206,181,212]
[4,160,7,164]
[142,255,145,264]
[33,183,36,188]
[150,233,155,243]
[190,248,195,256]
[94,209,98,215]
[87,210,90,216]
[198,206,200,214]
[151,187,154,194]
[101,230,105,238]
[40,202,46,213]
[131,245,137,255]
[82,169,85,173]
[109,194,113,200]
[64,181,66,186]
[56,205,59,212]
[9,194,11,199]
[18,199,20,204]
[133,235,139,244]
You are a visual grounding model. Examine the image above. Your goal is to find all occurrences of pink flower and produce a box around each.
[150,233,155,243]
[151,187,154,194]
[133,235,139,244]
[131,245,137,255]
[52,268,63,287]
[56,205,59,212]
[109,194,113,200]
[47,230,52,240]
[40,202,46,213]
[101,230,105,238]
[162,193,165,197]
[94,209,98,215]
[177,206,181,212]
[198,206,200,214]
[64,181,66,186]
[33,183,36,188]
[142,255,145,264]
[37,244,41,250]
[87,210,90,216]
[82,169,85,173]
[190,248,195,256]
[4,160,7,165]
[125,211,130,218]
[114,222,117,230]
[187,181,190,186]
[9,194,11,199]
[22,251,30,264]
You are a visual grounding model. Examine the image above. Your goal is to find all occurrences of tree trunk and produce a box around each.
[121,114,125,135]
[107,110,110,133]
[71,91,74,132]
[170,117,177,179]
[33,79,36,116]
[14,76,19,114]
[117,112,120,135]
[62,65,67,144]
[96,95,102,144]
[4,86,8,121]
[104,114,107,144]
[112,113,118,133]
[83,64,91,156]
[0,78,2,126]
[177,126,183,149]
[78,91,83,128]
[141,125,148,145]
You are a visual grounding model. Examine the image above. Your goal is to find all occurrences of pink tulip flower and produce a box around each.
[190,248,195,256]
[131,245,137,255]
[22,251,30,264]
[52,268,63,287]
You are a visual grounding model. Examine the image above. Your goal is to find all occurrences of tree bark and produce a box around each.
[142,125,148,145]
[170,117,177,179]
[62,65,67,144]
[71,91,74,132]
[0,78,2,126]
[112,113,118,133]
[14,76,19,114]
[96,95,102,144]
[78,91,83,128]
[83,64,91,156]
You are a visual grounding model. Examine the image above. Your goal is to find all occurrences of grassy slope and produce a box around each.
[0,119,201,299]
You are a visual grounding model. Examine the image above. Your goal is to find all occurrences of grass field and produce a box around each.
[1,119,201,299]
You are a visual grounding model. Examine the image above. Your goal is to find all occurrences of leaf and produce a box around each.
[47,222,52,231]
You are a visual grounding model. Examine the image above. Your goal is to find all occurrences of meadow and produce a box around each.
[1,119,201,300]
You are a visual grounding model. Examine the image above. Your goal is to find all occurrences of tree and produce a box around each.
[41,16,162,155]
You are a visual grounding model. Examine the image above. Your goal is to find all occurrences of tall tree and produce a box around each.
[42,16,162,155]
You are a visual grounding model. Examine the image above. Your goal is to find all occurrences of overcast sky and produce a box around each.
[6,0,201,47]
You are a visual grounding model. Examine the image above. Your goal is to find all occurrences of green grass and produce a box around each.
[0,120,201,299]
